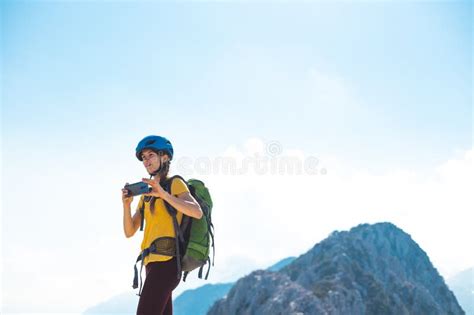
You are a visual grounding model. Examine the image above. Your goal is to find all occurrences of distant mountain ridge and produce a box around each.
[174,283,234,315]
[209,222,464,315]
[83,292,136,314]
[267,256,297,272]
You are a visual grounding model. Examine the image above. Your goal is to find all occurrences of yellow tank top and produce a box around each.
[137,177,189,265]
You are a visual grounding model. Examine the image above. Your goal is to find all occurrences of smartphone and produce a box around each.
[124,182,151,197]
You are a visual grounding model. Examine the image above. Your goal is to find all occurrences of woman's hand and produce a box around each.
[142,178,167,199]
[122,183,134,206]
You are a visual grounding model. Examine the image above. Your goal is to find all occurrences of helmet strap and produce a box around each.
[150,160,163,177]
[149,156,169,178]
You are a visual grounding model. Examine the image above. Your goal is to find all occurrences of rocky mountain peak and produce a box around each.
[208,222,464,315]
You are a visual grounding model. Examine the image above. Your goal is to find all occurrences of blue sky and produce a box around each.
[1,1,472,313]
[3,1,471,166]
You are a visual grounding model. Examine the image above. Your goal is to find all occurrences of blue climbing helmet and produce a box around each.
[135,135,174,161]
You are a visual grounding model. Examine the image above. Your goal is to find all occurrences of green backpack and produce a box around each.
[132,175,215,295]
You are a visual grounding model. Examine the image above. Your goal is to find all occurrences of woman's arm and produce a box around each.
[142,178,203,219]
[122,187,142,238]
[123,205,142,238]
[162,191,203,219]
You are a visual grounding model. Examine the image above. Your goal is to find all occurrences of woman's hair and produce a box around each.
[148,152,171,215]
[157,158,170,182]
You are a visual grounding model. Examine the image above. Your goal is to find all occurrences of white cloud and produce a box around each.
[197,139,473,279]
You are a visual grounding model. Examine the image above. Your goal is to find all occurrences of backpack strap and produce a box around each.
[200,203,215,266]
[197,257,211,280]
[164,201,183,280]
[162,175,190,280]
[139,199,145,231]
[139,196,156,231]
[132,241,158,296]
[132,253,144,295]
[182,271,189,282]
[208,219,216,266]
[164,175,193,239]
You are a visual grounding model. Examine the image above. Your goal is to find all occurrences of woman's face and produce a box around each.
[141,149,161,174]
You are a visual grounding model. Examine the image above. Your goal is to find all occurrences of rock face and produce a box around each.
[208,269,326,315]
[208,222,464,315]
[174,257,296,315]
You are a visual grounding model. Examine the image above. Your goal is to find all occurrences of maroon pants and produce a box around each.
[136,258,181,315]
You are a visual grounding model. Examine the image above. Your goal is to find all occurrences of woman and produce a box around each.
[122,135,203,315]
